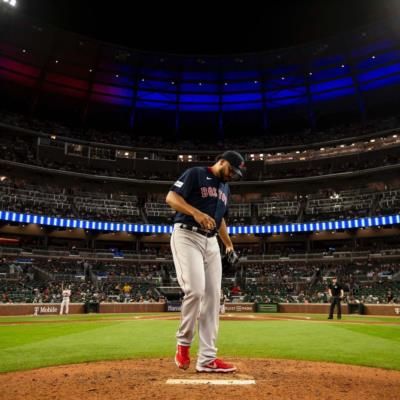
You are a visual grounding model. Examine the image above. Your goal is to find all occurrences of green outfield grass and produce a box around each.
[0,313,399,373]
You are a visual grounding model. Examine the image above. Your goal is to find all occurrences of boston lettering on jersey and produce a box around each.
[170,166,230,229]
[200,187,228,206]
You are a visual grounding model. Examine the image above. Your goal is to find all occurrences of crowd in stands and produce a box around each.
[1,257,399,305]
[0,258,166,303]
[263,154,400,180]
[1,111,400,307]
[225,261,400,305]
[2,178,399,224]
[0,179,143,222]
[1,109,400,149]
[1,109,400,182]
[1,131,400,181]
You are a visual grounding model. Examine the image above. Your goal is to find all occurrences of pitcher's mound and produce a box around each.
[1,358,399,400]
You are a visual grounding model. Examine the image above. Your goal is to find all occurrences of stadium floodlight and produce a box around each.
[2,0,17,6]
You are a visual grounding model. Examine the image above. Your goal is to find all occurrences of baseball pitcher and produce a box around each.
[166,150,245,373]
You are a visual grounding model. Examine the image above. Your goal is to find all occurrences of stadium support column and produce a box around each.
[260,69,269,133]
[218,110,224,142]
[175,71,182,141]
[349,229,358,250]
[305,67,316,130]
[29,30,60,117]
[306,236,311,252]
[175,106,180,138]
[262,236,267,254]
[82,44,103,126]
[84,229,94,249]
[217,65,224,143]
[344,51,367,123]
[136,236,141,253]
[129,65,140,130]
[43,232,48,249]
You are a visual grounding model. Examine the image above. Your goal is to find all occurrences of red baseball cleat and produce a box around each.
[175,344,190,370]
[196,358,237,373]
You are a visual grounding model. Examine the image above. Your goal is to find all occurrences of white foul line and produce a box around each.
[166,379,255,385]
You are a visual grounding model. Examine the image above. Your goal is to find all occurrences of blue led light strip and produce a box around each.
[1,211,399,234]
[227,214,400,234]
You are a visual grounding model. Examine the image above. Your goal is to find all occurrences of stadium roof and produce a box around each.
[18,0,400,55]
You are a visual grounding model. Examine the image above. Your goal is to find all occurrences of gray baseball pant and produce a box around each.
[171,223,222,367]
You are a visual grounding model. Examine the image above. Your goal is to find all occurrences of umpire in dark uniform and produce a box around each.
[328,276,344,320]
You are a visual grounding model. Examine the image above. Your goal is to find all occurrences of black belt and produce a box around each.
[180,224,217,237]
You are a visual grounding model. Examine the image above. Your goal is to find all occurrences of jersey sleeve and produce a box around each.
[170,168,197,199]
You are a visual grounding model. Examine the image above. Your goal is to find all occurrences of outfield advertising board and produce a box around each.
[33,305,59,315]
[167,301,182,312]
[224,303,255,312]
[257,303,279,313]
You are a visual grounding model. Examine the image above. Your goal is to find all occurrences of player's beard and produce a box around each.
[218,168,230,182]
[220,173,230,182]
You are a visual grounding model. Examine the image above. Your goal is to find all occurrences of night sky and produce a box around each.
[16,0,400,54]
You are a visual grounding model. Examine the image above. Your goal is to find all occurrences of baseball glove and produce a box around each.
[222,250,240,274]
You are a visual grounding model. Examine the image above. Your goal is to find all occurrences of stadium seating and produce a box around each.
[1,257,398,304]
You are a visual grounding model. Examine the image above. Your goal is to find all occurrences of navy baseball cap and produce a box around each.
[219,150,246,179]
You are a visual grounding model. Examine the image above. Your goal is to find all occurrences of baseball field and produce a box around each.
[1,312,399,399]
